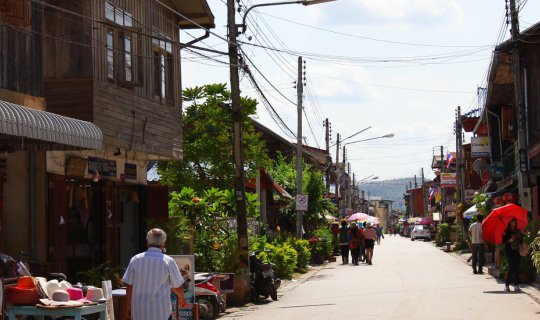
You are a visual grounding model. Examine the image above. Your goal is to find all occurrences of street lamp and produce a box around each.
[359,175,379,182]
[342,133,394,164]
[340,134,393,216]
[240,0,336,34]
[330,126,371,148]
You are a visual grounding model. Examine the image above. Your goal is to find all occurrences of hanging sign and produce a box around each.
[471,137,490,158]
[124,163,137,180]
[440,172,457,188]
[88,157,117,177]
[296,194,308,211]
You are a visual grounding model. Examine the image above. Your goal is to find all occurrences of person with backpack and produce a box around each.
[349,222,364,265]
[338,220,350,264]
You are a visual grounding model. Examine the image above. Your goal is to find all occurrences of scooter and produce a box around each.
[194,272,226,320]
[249,252,280,301]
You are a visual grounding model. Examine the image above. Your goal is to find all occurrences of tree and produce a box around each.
[158,84,270,192]
[267,153,335,234]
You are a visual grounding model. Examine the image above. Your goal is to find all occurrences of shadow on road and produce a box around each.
[483,290,525,294]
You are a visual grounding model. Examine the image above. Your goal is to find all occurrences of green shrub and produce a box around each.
[313,227,333,257]
[435,223,451,246]
[286,238,311,272]
[258,242,298,279]
[452,224,468,251]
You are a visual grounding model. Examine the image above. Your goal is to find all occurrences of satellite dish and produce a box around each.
[472,159,488,174]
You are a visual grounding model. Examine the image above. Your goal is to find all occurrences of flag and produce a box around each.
[428,187,434,200]
[446,152,455,168]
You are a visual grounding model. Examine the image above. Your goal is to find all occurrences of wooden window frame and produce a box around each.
[104,2,141,88]
[153,47,174,104]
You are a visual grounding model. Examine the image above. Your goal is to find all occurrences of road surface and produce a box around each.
[223,236,540,320]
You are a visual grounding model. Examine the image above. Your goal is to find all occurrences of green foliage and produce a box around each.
[266,153,336,233]
[452,224,468,251]
[147,217,191,255]
[258,242,298,279]
[471,193,493,216]
[285,238,311,272]
[312,227,333,257]
[435,223,451,246]
[168,186,259,272]
[532,231,540,273]
[158,84,270,193]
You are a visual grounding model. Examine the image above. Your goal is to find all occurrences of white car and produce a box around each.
[411,225,431,241]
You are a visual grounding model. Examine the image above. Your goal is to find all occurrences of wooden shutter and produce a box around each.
[48,174,68,273]
[0,0,30,27]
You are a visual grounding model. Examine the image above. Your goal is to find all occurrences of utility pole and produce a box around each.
[421,168,427,215]
[335,133,340,217]
[456,106,468,241]
[347,162,351,212]
[227,0,250,300]
[324,118,330,192]
[296,56,304,238]
[509,0,531,211]
[440,146,445,222]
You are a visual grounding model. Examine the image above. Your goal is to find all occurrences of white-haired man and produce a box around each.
[123,228,188,320]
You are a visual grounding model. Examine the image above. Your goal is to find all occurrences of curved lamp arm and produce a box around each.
[240,0,336,34]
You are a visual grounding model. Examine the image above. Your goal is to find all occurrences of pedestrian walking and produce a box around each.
[375,225,384,244]
[358,222,366,263]
[468,214,485,274]
[122,228,189,320]
[349,223,364,265]
[502,218,523,292]
[363,222,377,265]
[338,220,350,264]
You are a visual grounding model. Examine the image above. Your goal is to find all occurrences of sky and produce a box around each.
[180,0,540,183]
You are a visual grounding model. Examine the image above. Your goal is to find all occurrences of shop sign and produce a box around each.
[124,163,137,180]
[471,137,490,158]
[87,157,117,177]
[464,189,476,202]
[170,255,195,320]
[441,172,457,187]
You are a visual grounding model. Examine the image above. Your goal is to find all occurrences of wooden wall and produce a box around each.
[0,2,43,97]
[94,80,182,159]
[41,0,183,159]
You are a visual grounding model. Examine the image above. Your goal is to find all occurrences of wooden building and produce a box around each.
[473,21,540,223]
[0,0,214,278]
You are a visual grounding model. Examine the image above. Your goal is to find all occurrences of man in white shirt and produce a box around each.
[468,214,485,274]
[123,228,188,320]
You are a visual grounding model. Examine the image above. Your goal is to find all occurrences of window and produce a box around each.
[104,2,138,86]
[153,34,174,102]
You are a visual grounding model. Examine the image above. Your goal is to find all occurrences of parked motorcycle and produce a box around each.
[249,252,280,301]
[195,272,226,320]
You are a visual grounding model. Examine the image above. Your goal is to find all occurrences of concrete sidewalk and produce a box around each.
[447,245,540,304]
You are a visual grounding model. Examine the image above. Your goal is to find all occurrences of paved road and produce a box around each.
[223,236,540,320]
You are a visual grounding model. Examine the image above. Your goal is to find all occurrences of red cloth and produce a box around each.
[349,229,365,249]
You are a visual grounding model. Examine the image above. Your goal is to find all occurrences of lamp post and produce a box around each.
[227,0,335,302]
[359,175,379,182]
[341,134,394,215]
[240,0,336,34]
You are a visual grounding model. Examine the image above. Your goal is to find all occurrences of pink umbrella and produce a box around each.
[368,216,380,224]
[348,212,369,221]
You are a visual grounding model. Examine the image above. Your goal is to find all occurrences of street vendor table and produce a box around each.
[7,303,107,320]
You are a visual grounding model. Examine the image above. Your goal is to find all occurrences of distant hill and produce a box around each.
[358,177,417,211]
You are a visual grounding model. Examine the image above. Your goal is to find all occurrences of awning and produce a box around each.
[0,100,103,150]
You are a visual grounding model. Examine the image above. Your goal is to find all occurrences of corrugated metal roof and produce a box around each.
[0,100,103,149]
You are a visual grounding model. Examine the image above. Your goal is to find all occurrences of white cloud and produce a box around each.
[310,65,378,101]
[312,0,464,27]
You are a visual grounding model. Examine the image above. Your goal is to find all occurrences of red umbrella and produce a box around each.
[482,203,528,244]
